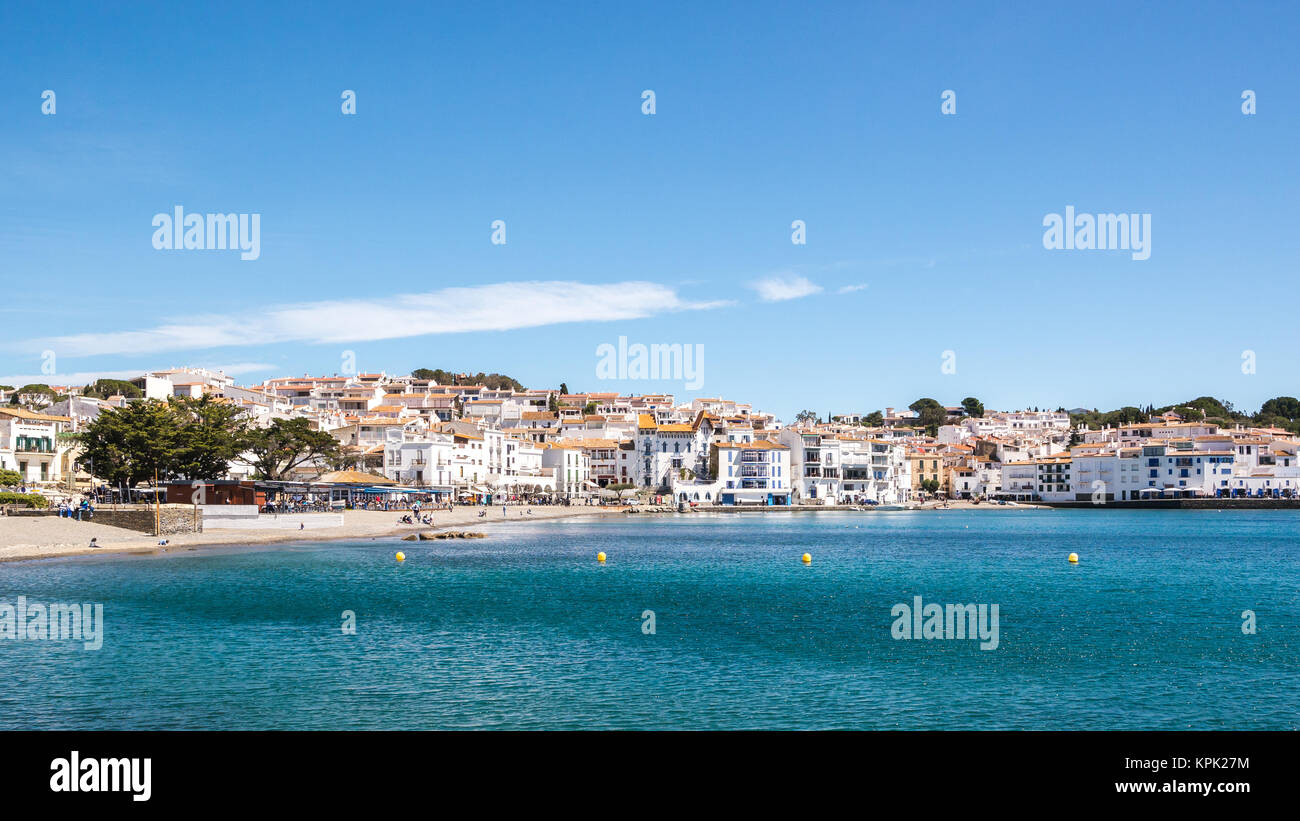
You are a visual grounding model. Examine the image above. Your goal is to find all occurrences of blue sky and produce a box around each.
[2,1,1297,420]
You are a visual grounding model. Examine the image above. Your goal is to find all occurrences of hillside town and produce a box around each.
[3,365,1299,509]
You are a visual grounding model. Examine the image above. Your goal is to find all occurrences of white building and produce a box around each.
[383,430,456,491]
[541,442,591,497]
[711,440,792,505]
[0,407,69,485]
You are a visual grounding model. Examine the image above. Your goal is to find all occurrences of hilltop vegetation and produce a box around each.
[411,369,524,392]
[1069,396,1300,434]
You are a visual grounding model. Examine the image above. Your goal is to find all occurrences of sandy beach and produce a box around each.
[0,505,624,563]
[0,500,1046,564]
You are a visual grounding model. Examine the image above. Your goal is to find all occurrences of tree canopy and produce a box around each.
[906,399,948,436]
[10,383,58,405]
[411,369,524,391]
[77,399,190,486]
[245,418,342,481]
[81,378,143,399]
[76,396,338,486]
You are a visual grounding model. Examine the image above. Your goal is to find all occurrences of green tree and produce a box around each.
[908,397,943,413]
[324,451,361,471]
[863,410,884,426]
[12,383,58,406]
[1259,396,1300,421]
[245,418,342,480]
[960,397,985,418]
[0,468,23,487]
[77,399,185,487]
[916,405,948,436]
[170,396,252,479]
[559,382,569,396]
[794,409,819,425]
[413,368,519,388]
[583,401,598,415]
[82,378,143,399]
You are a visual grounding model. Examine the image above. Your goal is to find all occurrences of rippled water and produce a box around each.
[1,509,1296,729]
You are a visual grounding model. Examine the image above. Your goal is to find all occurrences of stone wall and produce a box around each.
[89,505,203,535]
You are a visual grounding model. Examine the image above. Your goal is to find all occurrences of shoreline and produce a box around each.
[0,505,626,565]
[13,498,1289,565]
[0,501,1036,564]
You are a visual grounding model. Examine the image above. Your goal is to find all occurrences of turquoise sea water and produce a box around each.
[1,510,1297,730]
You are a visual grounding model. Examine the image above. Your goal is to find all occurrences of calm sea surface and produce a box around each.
[2,509,1296,729]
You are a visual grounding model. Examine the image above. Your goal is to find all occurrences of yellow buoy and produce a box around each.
[801,552,812,564]
[1067,552,1078,564]
[396,551,406,562]
[597,551,607,563]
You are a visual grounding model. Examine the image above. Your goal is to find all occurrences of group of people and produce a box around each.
[263,498,333,514]
[57,497,96,520]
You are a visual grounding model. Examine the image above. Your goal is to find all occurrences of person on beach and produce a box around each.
[89,537,98,548]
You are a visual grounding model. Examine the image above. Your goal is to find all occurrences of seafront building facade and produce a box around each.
[6,364,1300,506]
[0,407,70,485]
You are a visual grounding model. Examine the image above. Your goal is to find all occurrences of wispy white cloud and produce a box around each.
[0,363,274,387]
[202,362,277,376]
[0,369,149,387]
[20,281,725,358]
[750,274,823,302]
[837,283,869,294]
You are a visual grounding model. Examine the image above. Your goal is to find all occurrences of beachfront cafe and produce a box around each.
[240,471,452,511]
[312,470,453,509]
